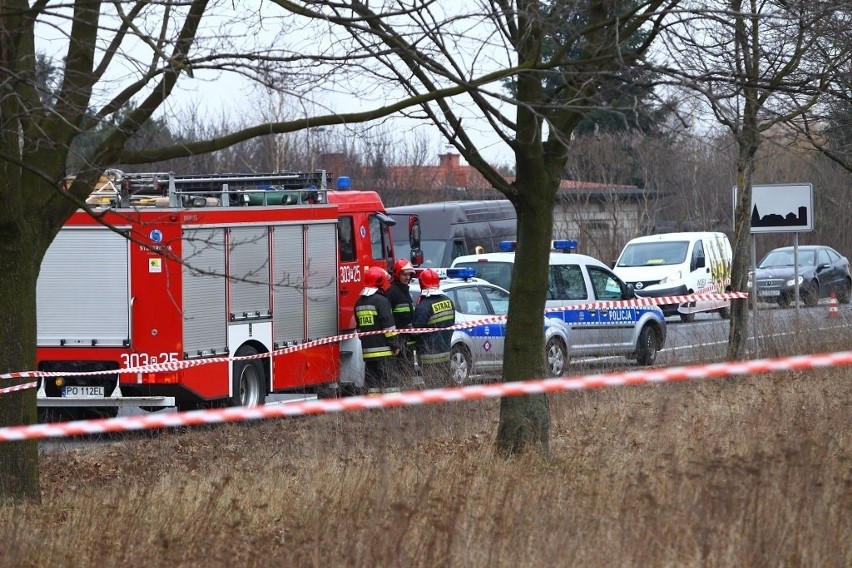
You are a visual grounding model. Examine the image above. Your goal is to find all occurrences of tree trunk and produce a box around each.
[0,225,43,503]
[727,156,755,361]
[496,153,561,457]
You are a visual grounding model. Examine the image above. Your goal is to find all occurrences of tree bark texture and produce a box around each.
[0,221,43,504]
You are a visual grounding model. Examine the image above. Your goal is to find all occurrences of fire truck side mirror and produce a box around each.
[408,215,421,249]
[409,216,423,267]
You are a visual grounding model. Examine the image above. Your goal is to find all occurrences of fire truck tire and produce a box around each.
[231,346,265,408]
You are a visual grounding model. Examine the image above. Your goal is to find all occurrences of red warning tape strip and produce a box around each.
[0,382,37,396]
[0,349,849,442]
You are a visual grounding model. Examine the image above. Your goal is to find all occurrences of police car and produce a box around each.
[409,268,572,384]
[450,240,667,366]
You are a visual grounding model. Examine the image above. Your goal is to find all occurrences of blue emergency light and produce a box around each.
[552,239,578,252]
[499,241,517,252]
[444,267,477,280]
[337,176,351,190]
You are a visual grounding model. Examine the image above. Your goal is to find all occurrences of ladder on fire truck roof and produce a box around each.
[108,170,332,208]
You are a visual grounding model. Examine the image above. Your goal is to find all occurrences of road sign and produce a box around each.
[747,183,814,233]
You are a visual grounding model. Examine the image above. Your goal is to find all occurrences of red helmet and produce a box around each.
[393,258,416,280]
[364,266,392,292]
[418,268,441,290]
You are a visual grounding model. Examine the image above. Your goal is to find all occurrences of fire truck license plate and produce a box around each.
[62,386,104,398]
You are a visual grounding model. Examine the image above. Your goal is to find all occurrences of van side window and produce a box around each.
[588,266,626,300]
[692,240,705,270]
[548,265,587,301]
[450,239,467,262]
[338,216,355,262]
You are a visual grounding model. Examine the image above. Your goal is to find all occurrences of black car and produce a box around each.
[752,245,851,307]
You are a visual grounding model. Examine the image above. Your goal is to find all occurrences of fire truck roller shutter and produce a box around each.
[37,227,131,346]
[305,222,339,339]
[229,226,272,320]
[182,228,228,355]
[273,225,306,343]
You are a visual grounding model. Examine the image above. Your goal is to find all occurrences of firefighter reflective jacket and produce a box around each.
[386,279,415,347]
[412,293,455,364]
[355,290,402,360]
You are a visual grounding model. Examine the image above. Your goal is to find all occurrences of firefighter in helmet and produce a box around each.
[412,268,456,386]
[386,259,418,378]
[355,266,403,393]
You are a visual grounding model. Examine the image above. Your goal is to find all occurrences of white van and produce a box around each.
[612,232,733,322]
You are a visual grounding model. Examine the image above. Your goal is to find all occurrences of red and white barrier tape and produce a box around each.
[1,291,748,382]
[0,349,849,442]
[0,382,37,396]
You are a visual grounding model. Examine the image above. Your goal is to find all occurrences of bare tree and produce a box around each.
[258,0,681,454]
[0,0,507,503]
[656,0,850,359]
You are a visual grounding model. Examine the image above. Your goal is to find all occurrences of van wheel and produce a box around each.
[679,312,695,323]
[545,337,568,377]
[450,345,472,385]
[230,346,265,407]
[717,306,731,320]
[636,326,658,366]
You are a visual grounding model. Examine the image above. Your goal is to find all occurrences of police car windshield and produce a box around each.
[395,239,447,268]
[617,241,689,267]
[453,261,513,291]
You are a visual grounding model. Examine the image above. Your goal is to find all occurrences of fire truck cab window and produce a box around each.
[339,216,355,262]
[369,214,392,261]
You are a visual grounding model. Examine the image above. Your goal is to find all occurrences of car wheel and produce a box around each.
[803,282,819,307]
[636,325,658,366]
[545,337,568,377]
[838,279,852,304]
[777,294,791,308]
[450,345,472,385]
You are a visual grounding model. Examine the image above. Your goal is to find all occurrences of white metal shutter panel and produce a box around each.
[306,223,338,338]
[182,228,227,356]
[272,225,305,343]
[37,227,130,346]
[229,226,271,319]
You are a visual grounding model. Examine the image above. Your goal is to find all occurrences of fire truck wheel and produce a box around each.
[231,346,265,407]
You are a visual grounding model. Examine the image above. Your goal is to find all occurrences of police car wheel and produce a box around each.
[231,346,264,407]
[450,345,472,385]
[636,326,658,366]
[545,337,567,377]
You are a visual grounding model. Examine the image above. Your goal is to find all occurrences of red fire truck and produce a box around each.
[35,170,420,418]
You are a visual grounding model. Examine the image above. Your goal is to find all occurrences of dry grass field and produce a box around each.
[1,327,851,567]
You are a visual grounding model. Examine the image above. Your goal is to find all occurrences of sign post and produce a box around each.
[733,183,814,356]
